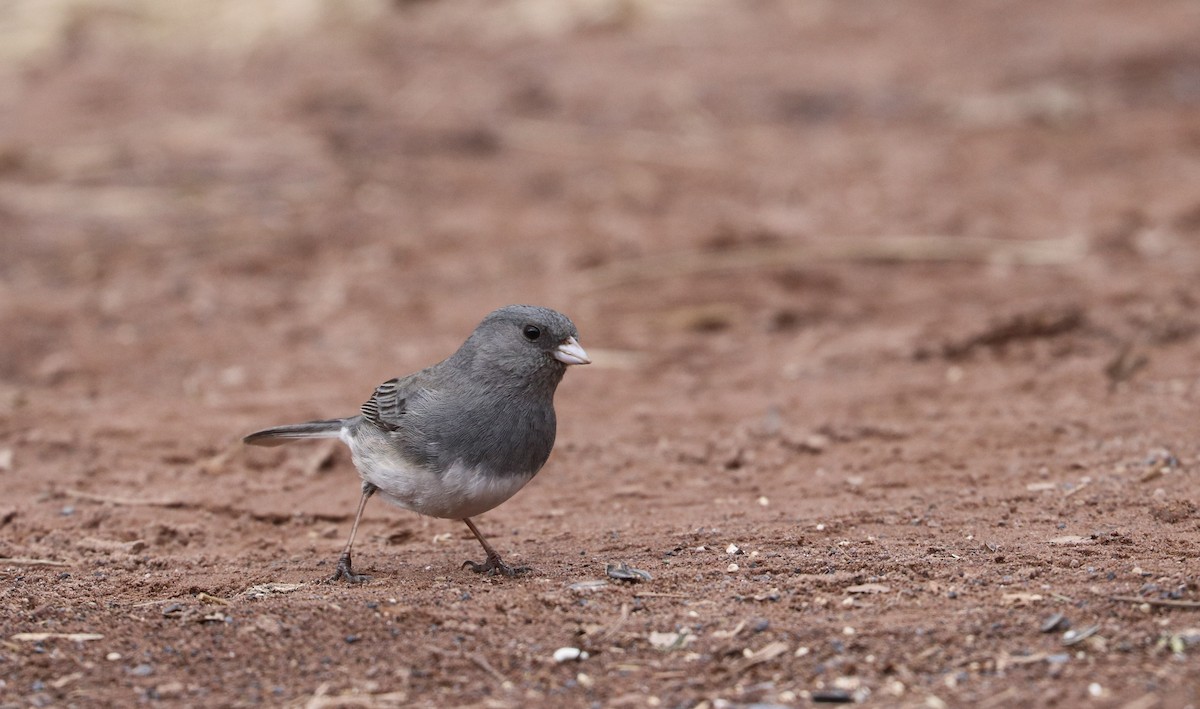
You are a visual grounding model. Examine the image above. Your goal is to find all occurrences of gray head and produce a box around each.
[449,305,590,383]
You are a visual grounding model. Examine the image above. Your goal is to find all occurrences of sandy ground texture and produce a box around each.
[2,0,1200,706]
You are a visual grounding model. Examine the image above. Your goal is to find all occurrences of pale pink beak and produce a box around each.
[553,336,591,365]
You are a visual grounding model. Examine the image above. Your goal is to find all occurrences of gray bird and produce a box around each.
[243,305,590,582]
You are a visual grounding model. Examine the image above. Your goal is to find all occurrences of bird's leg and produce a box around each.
[329,482,377,584]
[461,517,529,577]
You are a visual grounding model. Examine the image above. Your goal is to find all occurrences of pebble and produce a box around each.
[106,652,122,662]
[553,647,587,663]
[155,681,184,699]
[811,689,853,703]
[129,664,154,677]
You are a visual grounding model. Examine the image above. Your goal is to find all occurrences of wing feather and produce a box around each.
[361,377,406,431]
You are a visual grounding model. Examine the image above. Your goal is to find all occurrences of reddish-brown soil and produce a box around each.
[3,1,1200,707]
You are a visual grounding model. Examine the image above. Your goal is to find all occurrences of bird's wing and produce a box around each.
[360,376,410,431]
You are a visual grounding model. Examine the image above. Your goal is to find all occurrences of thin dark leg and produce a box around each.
[329,482,377,584]
[461,517,529,577]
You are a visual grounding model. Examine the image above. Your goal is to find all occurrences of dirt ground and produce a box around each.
[3,0,1200,706]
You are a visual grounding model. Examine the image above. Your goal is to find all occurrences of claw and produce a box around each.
[462,555,530,577]
[328,552,371,584]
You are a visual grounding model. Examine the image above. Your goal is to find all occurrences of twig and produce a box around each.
[1063,479,1091,498]
[979,687,1020,709]
[196,592,230,606]
[11,632,103,642]
[580,236,1085,292]
[631,592,694,599]
[1109,596,1200,609]
[303,682,407,709]
[0,557,71,568]
[131,598,188,608]
[732,640,790,675]
[595,603,631,644]
[64,491,352,524]
[65,489,185,508]
[502,118,721,171]
[468,652,510,686]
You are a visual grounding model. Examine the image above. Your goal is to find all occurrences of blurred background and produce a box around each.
[3,0,1199,415]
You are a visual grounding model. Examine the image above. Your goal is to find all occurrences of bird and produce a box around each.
[242,305,590,582]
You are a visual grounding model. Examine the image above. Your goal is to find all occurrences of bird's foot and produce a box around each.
[327,552,371,584]
[462,554,529,577]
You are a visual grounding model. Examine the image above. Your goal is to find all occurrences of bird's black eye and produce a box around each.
[523,325,542,341]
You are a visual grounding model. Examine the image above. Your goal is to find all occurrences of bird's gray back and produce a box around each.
[352,366,558,479]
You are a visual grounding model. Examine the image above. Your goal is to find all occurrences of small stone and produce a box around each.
[129,664,154,677]
[154,681,184,699]
[106,652,122,662]
[553,647,586,663]
[648,631,692,650]
[845,583,890,594]
[726,544,741,555]
[344,635,360,644]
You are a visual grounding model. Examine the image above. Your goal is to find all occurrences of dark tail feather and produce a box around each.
[243,418,346,447]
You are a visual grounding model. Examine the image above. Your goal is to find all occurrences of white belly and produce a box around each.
[340,428,533,519]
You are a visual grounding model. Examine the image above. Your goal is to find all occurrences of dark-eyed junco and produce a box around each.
[243,305,590,582]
